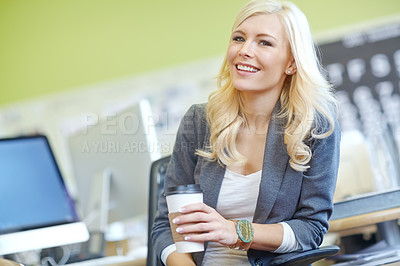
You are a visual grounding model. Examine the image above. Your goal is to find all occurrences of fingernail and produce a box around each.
[172,218,179,224]
[179,207,185,213]
[184,236,191,241]
[176,227,183,233]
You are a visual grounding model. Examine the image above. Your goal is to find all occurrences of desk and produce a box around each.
[330,207,400,232]
[0,259,22,266]
[330,207,400,247]
[68,256,145,266]
[329,190,400,246]
[328,200,400,265]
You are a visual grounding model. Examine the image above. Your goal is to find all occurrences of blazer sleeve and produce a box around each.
[151,104,206,260]
[285,119,341,250]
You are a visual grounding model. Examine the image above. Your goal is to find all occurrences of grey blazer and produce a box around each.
[151,102,341,266]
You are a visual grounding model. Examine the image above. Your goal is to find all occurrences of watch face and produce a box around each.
[237,220,254,243]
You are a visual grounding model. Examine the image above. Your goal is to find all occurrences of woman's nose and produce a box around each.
[238,41,254,58]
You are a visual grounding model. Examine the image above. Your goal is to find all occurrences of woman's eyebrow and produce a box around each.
[256,33,277,41]
[232,30,277,41]
[232,30,245,36]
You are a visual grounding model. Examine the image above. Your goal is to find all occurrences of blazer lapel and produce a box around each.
[253,102,290,223]
[197,123,226,210]
[199,159,225,209]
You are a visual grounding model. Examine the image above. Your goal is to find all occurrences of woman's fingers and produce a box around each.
[170,202,237,246]
[173,211,210,225]
[175,218,237,245]
[181,223,236,245]
[179,202,213,214]
[173,202,216,225]
[176,222,210,234]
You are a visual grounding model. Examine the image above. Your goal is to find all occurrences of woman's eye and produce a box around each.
[232,36,245,42]
[260,40,272,46]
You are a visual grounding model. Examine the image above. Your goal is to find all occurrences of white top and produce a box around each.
[161,169,300,265]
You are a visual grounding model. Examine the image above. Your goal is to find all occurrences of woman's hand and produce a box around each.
[172,202,238,246]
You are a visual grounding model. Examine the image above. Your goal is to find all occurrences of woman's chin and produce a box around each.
[232,81,255,92]
[233,85,260,93]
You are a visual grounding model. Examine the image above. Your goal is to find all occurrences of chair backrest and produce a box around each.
[147,156,171,266]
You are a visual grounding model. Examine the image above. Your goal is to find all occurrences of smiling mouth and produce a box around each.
[236,64,260,73]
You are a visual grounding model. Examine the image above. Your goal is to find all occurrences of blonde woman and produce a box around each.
[152,0,341,265]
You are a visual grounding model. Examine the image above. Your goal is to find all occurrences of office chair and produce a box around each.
[147,156,340,266]
[147,156,171,266]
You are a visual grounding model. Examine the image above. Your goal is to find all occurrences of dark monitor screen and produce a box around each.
[0,135,79,235]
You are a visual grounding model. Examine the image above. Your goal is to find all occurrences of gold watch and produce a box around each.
[229,219,254,251]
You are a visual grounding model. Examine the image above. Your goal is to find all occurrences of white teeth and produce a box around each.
[237,64,258,73]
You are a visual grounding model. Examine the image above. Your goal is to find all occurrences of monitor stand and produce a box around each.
[86,168,113,233]
[86,168,136,242]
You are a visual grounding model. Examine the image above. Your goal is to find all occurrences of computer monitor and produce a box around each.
[67,99,160,237]
[0,135,89,256]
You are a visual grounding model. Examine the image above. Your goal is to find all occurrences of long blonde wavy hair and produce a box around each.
[197,0,337,172]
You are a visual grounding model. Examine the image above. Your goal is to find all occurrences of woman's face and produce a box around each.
[227,13,294,95]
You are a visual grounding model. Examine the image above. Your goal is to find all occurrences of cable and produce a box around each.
[58,246,71,265]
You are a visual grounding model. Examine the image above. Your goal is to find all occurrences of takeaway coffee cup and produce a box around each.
[165,184,204,253]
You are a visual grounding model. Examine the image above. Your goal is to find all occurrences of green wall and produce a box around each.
[0,0,399,107]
